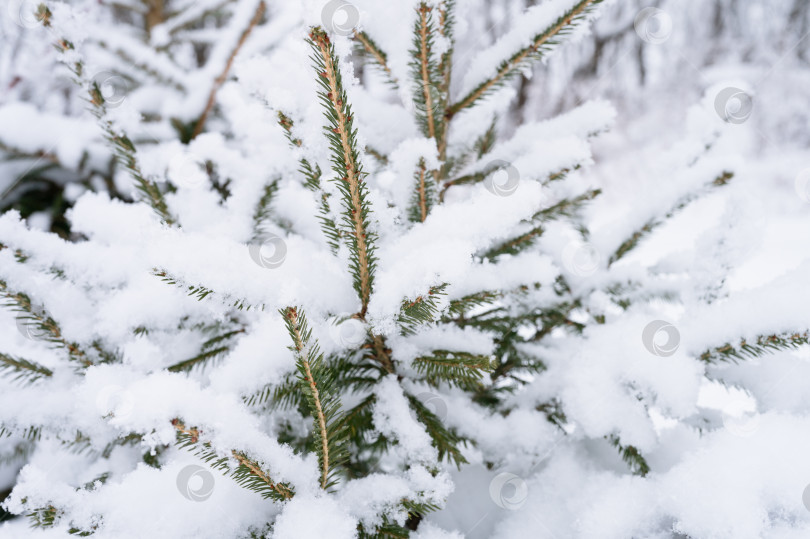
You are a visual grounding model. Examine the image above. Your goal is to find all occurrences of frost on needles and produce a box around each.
[0,1,808,538]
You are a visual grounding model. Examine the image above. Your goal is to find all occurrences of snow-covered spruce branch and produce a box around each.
[277,111,341,251]
[41,23,174,225]
[281,306,349,490]
[191,0,266,140]
[308,27,377,318]
[411,3,445,142]
[353,30,398,86]
[0,279,91,368]
[447,0,604,117]
[699,331,810,364]
[4,1,806,537]
[609,171,734,265]
[0,353,52,384]
[172,419,295,501]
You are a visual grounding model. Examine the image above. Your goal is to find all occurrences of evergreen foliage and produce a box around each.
[0,1,806,537]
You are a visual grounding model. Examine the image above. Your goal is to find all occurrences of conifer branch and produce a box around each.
[411,3,443,140]
[0,280,91,367]
[336,393,377,445]
[398,284,448,335]
[413,350,492,389]
[440,164,571,202]
[483,226,544,260]
[405,393,467,466]
[282,306,349,490]
[434,0,456,170]
[359,522,411,539]
[369,334,396,375]
[607,434,650,476]
[699,331,810,364]
[277,111,341,252]
[153,270,266,311]
[353,31,398,86]
[609,171,733,266]
[409,159,437,223]
[447,0,602,117]
[167,329,244,372]
[252,178,280,238]
[446,290,502,318]
[365,146,389,165]
[191,0,266,139]
[243,377,301,409]
[309,27,377,317]
[42,18,175,224]
[172,419,294,501]
[532,188,601,221]
[0,352,53,384]
[88,83,174,225]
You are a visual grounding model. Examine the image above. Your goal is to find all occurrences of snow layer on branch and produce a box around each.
[274,495,357,539]
[373,376,437,463]
[339,473,411,528]
[376,137,439,214]
[503,99,616,151]
[0,103,98,169]
[368,182,546,323]
[448,252,558,299]
[4,454,273,539]
[488,414,810,539]
[391,325,495,364]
